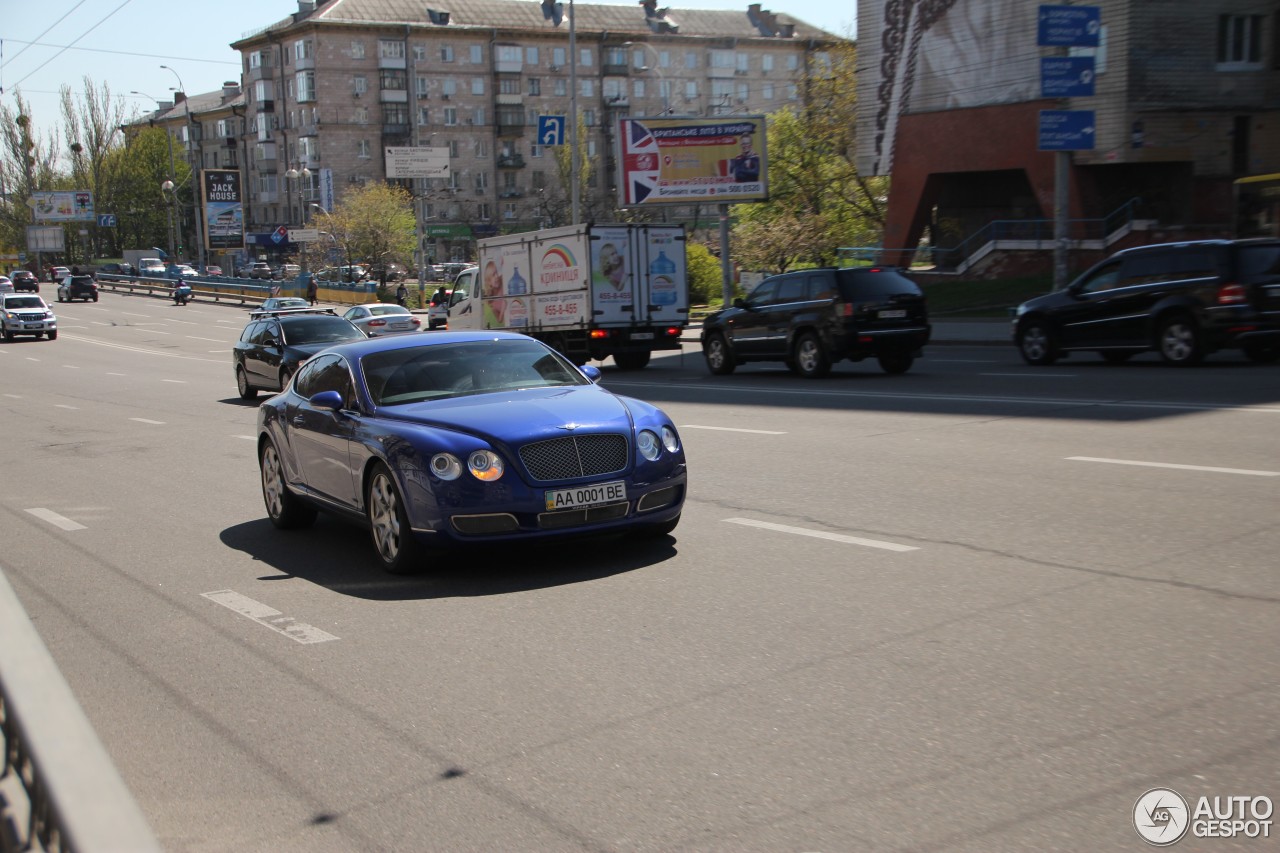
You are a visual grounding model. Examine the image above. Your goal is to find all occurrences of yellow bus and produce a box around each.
[1235,173,1280,238]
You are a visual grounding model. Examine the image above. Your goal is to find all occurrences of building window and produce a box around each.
[440,44,454,62]
[736,52,750,72]
[475,172,489,190]
[579,48,593,67]
[786,54,798,71]
[473,106,485,125]
[477,203,491,220]
[526,46,539,64]
[554,78,567,96]
[1217,15,1264,68]
[497,45,522,64]
[580,79,594,98]
[380,69,407,90]
[383,104,408,126]
[762,54,774,72]
[710,50,735,70]
[442,78,457,96]
[357,139,371,158]
[417,107,430,125]
[295,39,312,60]
[470,44,483,64]
[475,140,488,158]
[553,47,566,67]
[355,106,369,124]
[354,76,368,95]
[685,81,698,99]
[528,78,541,96]
[444,107,458,126]
[416,75,430,96]
[497,106,523,127]
[684,51,697,69]
[448,140,459,157]
[379,40,405,59]
[762,82,774,100]
[532,170,545,189]
[633,79,645,98]
[530,144,542,159]
[604,46,628,67]
[583,108,596,126]
[351,41,366,59]
[296,71,315,102]
[413,44,427,61]
[255,80,273,103]
[503,202,517,220]
[472,77,486,95]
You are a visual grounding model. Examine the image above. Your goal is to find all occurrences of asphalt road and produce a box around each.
[2,290,1278,852]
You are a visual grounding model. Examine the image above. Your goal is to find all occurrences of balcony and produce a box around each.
[603,63,629,76]
[258,99,275,113]
[496,154,525,168]
[499,188,524,198]
[496,122,525,137]
[381,123,411,138]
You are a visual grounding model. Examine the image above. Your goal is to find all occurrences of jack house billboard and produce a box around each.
[201,169,245,251]
[615,115,768,207]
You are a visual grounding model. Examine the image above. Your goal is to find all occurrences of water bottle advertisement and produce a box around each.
[645,226,687,322]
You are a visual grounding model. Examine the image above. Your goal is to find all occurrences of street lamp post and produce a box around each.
[160,65,206,272]
[286,164,312,272]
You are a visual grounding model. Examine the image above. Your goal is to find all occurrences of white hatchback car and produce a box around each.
[1,293,57,341]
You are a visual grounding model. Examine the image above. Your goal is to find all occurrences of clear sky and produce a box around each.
[2,0,855,149]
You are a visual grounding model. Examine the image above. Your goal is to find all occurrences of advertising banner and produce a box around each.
[202,170,245,250]
[615,116,767,206]
[30,191,94,222]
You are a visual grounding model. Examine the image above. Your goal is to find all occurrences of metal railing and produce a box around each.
[1,570,161,852]
[839,197,1143,273]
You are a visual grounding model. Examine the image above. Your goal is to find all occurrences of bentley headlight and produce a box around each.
[430,453,463,481]
[661,426,680,454]
[468,449,505,481]
[637,430,661,461]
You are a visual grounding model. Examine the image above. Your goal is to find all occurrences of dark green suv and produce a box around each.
[700,267,931,377]
[1014,239,1280,366]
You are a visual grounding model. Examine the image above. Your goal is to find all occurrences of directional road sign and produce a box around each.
[1038,110,1096,151]
[384,146,450,179]
[288,228,321,243]
[538,115,566,146]
[1038,4,1101,47]
[97,214,118,228]
[1040,57,1096,98]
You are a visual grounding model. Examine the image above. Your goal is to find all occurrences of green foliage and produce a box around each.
[327,182,417,272]
[686,241,724,305]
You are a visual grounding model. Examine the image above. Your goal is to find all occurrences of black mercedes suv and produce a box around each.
[1013,239,1280,366]
[700,266,931,377]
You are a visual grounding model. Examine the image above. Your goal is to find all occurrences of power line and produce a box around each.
[5,0,138,93]
[0,0,92,69]
[1,39,239,70]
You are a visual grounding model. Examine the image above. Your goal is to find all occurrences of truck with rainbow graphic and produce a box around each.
[447,223,688,370]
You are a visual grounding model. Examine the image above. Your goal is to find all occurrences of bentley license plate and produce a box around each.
[545,480,626,511]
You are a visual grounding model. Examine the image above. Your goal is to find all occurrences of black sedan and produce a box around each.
[10,270,39,292]
[257,331,687,573]
[233,308,365,399]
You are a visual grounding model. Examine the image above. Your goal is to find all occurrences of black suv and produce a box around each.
[701,266,931,377]
[9,270,39,292]
[1014,239,1280,366]
[233,308,366,399]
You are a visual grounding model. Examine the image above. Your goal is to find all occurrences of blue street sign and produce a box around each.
[97,213,117,228]
[1038,4,1101,47]
[1040,57,1096,98]
[538,115,566,146]
[1038,110,1096,151]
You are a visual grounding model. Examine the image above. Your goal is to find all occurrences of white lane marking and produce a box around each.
[62,364,80,369]
[1067,456,1280,477]
[121,312,150,317]
[26,508,87,531]
[25,357,39,362]
[980,372,1078,378]
[201,590,339,644]
[3,394,21,399]
[55,404,77,409]
[724,518,919,552]
[140,329,171,335]
[681,424,787,435]
[187,336,231,343]
[606,380,1280,414]
[234,435,256,441]
[92,321,111,326]
[130,417,166,425]
[57,334,223,363]
[161,379,187,384]
[107,372,126,376]
[207,350,230,354]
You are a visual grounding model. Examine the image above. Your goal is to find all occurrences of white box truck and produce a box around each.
[448,223,688,369]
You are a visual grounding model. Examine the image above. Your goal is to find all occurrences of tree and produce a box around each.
[732,41,888,273]
[61,78,129,263]
[685,241,723,306]
[0,94,62,260]
[328,182,416,275]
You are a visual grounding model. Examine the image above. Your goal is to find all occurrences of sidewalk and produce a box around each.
[677,318,1010,347]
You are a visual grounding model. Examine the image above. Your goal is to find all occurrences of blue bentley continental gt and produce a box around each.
[257,331,687,572]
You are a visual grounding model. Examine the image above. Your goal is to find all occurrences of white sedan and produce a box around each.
[342,303,422,337]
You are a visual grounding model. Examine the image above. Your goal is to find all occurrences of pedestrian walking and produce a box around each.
[306,275,318,306]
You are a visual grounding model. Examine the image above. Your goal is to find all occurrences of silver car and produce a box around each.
[1,293,57,341]
[342,303,422,337]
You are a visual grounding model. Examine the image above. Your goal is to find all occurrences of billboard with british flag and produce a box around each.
[615,115,768,206]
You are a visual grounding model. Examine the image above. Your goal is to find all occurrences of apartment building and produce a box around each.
[133,0,833,263]
[856,0,1280,269]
